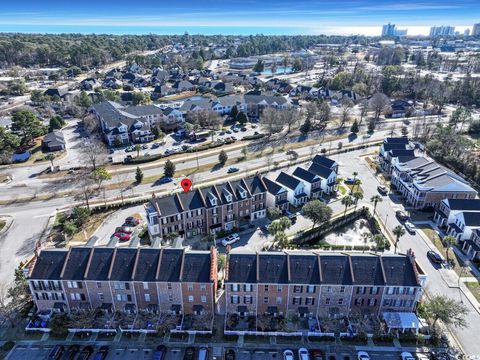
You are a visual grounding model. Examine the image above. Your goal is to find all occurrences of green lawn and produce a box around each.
[0,219,6,232]
[465,281,480,304]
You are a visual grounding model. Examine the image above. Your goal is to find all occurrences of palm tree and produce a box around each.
[370,195,383,215]
[392,225,406,254]
[134,144,141,158]
[209,130,216,143]
[158,130,166,145]
[45,153,55,169]
[352,191,363,210]
[443,235,457,264]
[373,234,387,253]
[341,196,354,217]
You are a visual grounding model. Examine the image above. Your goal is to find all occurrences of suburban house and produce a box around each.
[145,176,267,242]
[307,162,338,196]
[28,247,218,317]
[43,87,69,100]
[274,172,308,207]
[387,99,414,118]
[224,251,424,326]
[311,155,339,173]
[390,156,477,209]
[90,101,183,145]
[80,78,97,91]
[445,212,480,242]
[292,167,322,199]
[262,177,289,212]
[42,130,66,152]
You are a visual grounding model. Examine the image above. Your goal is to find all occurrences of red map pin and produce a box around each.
[181,178,192,192]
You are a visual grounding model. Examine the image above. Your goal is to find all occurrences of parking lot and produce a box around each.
[5,345,411,360]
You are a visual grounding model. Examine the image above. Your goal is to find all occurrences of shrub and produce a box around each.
[1,341,15,351]
[242,133,265,140]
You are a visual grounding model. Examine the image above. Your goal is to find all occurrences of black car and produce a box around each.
[153,345,167,360]
[93,346,109,360]
[184,347,195,360]
[427,250,443,264]
[225,349,235,360]
[66,345,80,360]
[48,345,65,360]
[395,210,409,221]
[78,346,94,360]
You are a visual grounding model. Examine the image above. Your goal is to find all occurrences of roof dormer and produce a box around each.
[208,192,217,206]
[238,185,247,199]
[223,188,233,203]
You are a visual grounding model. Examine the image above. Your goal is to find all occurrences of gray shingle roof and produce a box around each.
[109,248,137,281]
[258,254,289,284]
[182,252,212,283]
[350,255,385,285]
[157,249,184,282]
[308,163,335,180]
[133,248,161,282]
[444,199,480,211]
[289,254,321,284]
[275,171,301,190]
[227,253,257,283]
[463,212,480,227]
[61,247,91,280]
[85,248,115,281]
[293,167,319,183]
[263,177,286,195]
[312,155,336,169]
[381,255,419,287]
[30,250,68,280]
[319,254,353,285]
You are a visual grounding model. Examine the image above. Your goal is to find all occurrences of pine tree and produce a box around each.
[350,119,359,134]
[135,166,143,183]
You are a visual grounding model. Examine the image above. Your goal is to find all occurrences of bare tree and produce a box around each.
[260,108,284,137]
[281,108,301,133]
[187,110,222,130]
[368,93,391,121]
[339,98,354,129]
[0,283,16,328]
[83,113,101,134]
[81,141,107,170]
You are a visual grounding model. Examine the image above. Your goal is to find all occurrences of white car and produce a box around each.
[221,233,240,247]
[404,221,417,234]
[298,348,309,360]
[357,351,370,360]
[283,350,294,360]
[401,352,415,360]
[415,355,430,360]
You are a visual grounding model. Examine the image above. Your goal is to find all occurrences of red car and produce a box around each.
[115,226,133,234]
[114,232,131,242]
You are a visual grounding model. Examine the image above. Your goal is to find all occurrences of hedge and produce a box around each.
[242,133,265,140]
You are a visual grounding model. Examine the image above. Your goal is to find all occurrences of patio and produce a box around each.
[225,313,256,332]
[182,314,214,331]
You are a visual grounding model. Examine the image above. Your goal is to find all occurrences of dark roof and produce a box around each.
[43,131,65,148]
[444,199,480,211]
[61,247,91,280]
[133,248,161,282]
[85,248,115,281]
[258,254,289,284]
[308,163,335,180]
[319,254,353,285]
[243,176,266,195]
[293,167,319,184]
[109,248,137,281]
[350,255,385,285]
[227,253,258,283]
[312,155,336,169]
[385,137,409,144]
[30,250,68,280]
[182,252,212,283]
[448,222,464,233]
[389,149,415,158]
[153,194,184,217]
[275,172,301,190]
[157,249,184,282]
[463,212,480,227]
[180,190,205,210]
[289,254,321,284]
[382,143,408,152]
[381,256,419,287]
[262,177,286,195]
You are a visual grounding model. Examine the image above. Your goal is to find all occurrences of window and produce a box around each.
[264,285,269,292]
[338,298,344,305]
[354,298,364,306]
[263,297,269,304]
[114,282,125,290]
[244,284,253,292]
[325,298,330,305]
[387,287,395,295]
[244,296,252,304]
[293,285,303,293]
[306,285,315,293]
[168,295,173,302]
[340,286,345,293]
[231,284,239,292]
[277,285,283,292]
[96,282,102,289]
[188,295,194,303]
[327,286,332,293]
[305,297,315,305]
[231,296,239,304]
[143,283,149,290]
[368,298,377,307]
[167,283,172,290]
[200,285,206,292]
[371,287,379,295]
[276,297,282,305]
[201,296,207,303]
[188,283,194,291]
[144,294,151,302]
[98,293,104,301]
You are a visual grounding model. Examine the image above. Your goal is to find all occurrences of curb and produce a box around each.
[0,215,14,238]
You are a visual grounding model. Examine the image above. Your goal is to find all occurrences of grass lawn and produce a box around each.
[70,210,115,244]
[0,219,6,232]
[418,224,472,277]
[466,281,480,303]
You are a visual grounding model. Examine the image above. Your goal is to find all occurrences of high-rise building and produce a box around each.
[381,23,407,37]
[464,29,470,36]
[429,26,455,37]
[473,23,480,36]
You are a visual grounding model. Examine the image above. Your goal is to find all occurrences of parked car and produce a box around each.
[226,130,232,134]
[377,185,388,195]
[114,232,131,242]
[221,233,240,247]
[298,348,309,360]
[227,167,239,173]
[357,351,370,360]
[153,345,167,360]
[198,347,208,360]
[151,143,160,149]
[400,352,415,360]
[125,155,133,161]
[49,345,65,360]
[404,221,417,234]
[158,176,173,184]
[427,250,443,264]
[310,350,324,360]
[225,349,235,360]
[125,217,141,226]
[116,226,133,234]
[77,346,94,360]
[232,128,239,133]
[362,134,372,139]
[93,346,109,360]
[240,127,247,132]
[415,355,430,360]
[283,350,294,360]
[344,176,358,184]
[66,345,80,360]
[184,347,195,360]
[395,210,409,221]
[251,124,257,128]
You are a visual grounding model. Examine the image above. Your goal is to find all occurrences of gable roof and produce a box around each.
[227,253,257,283]
[133,248,160,282]
[292,167,319,183]
[157,249,184,282]
[381,255,419,287]
[275,171,301,190]
[288,253,321,284]
[443,198,480,211]
[108,248,137,281]
[308,163,335,180]
[85,248,115,281]
[263,177,286,195]
[181,252,212,283]
[350,255,385,285]
[312,155,337,169]
[258,253,289,284]
[61,247,91,280]
[462,212,480,227]
[30,250,68,280]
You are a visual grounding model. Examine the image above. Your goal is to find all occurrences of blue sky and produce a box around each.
[0,0,478,35]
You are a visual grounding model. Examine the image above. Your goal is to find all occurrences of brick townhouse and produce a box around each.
[390,156,477,210]
[146,176,267,242]
[224,251,424,321]
[28,247,217,316]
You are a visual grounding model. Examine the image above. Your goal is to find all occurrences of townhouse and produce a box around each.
[146,176,267,242]
[292,167,322,199]
[306,163,337,195]
[311,155,339,173]
[90,101,184,145]
[390,156,477,210]
[275,172,308,207]
[262,177,289,212]
[224,251,424,322]
[28,247,217,317]
[378,137,414,173]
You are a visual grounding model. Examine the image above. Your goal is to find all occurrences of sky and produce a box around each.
[0,0,478,36]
